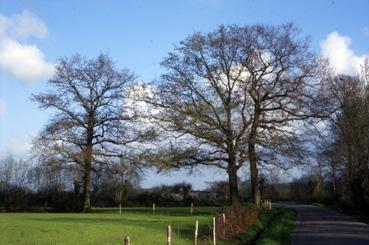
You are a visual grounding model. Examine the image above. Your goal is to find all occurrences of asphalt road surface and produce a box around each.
[288,204,369,245]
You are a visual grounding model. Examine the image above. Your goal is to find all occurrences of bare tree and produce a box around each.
[0,155,30,190]
[142,23,326,205]
[239,24,327,204]
[32,54,149,212]
[141,25,254,204]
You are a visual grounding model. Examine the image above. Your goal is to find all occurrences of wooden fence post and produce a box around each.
[222,213,226,236]
[117,191,122,215]
[190,202,194,215]
[194,220,198,245]
[213,217,216,245]
[123,236,130,245]
[153,203,156,214]
[167,225,172,245]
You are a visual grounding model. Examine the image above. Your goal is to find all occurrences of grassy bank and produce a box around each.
[255,208,295,245]
[234,207,295,245]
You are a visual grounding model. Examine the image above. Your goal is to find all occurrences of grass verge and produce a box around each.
[254,208,295,245]
[234,207,295,245]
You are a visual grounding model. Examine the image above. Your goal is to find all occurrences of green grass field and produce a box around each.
[0,207,225,245]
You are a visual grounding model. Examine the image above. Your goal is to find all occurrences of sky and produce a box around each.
[0,0,368,189]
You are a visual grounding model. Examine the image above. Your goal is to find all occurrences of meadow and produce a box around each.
[0,207,227,245]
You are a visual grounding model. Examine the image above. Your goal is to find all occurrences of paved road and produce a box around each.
[288,204,369,245]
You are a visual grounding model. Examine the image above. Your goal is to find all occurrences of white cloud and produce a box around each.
[320,32,368,76]
[0,10,54,83]
[0,39,54,82]
[0,10,47,39]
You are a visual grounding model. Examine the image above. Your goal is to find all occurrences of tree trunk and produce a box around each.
[331,165,337,194]
[228,166,239,205]
[249,143,260,205]
[83,163,91,212]
[83,116,94,212]
[248,107,261,205]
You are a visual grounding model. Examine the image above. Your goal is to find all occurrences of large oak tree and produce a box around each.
[239,24,326,204]
[142,23,326,205]
[32,54,148,212]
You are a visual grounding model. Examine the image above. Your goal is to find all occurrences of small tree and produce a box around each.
[32,54,148,212]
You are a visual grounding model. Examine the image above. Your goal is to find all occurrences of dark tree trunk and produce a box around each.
[83,117,94,212]
[331,165,337,194]
[83,163,91,212]
[228,166,239,205]
[249,143,260,205]
[248,108,261,205]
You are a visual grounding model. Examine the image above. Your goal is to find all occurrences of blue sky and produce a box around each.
[0,0,368,189]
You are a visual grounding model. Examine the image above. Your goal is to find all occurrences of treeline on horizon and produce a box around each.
[0,154,365,214]
[0,23,368,215]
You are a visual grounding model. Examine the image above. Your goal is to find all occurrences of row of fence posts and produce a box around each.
[153,202,194,215]
[122,214,220,245]
[122,201,273,244]
[261,199,272,210]
[120,200,272,215]
[119,202,195,215]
